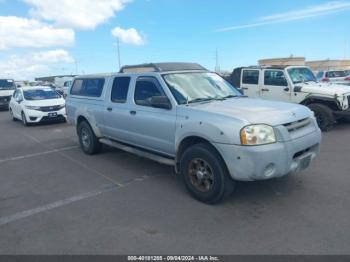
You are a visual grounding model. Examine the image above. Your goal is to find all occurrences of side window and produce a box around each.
[70,79,105,97]
[83,79,105,97]
[316,72,324,79]
[111,77,131,103]
[134,77,163,107]
[264,70,288,86]
[70,80,83,95]
[242,70,259,85]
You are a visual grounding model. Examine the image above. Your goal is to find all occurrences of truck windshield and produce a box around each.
[23,89,61,100]
[162,72,242,104]
[288,68,317,84]
[0,79,15,90]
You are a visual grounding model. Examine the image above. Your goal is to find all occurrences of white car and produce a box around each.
[9,86,66,126]
[315,70,350,86]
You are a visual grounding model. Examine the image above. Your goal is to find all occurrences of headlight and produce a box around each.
[25,105,41,110]
[240,124,276,146]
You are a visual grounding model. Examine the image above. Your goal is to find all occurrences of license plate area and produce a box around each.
[48,112,57,118]
[298,154,312,171]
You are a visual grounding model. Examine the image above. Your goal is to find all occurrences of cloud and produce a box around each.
[24,0,131,30]
[0,49,74,80]
[218,1,350,32]
[0,16,74,49]
[111,27,144,45]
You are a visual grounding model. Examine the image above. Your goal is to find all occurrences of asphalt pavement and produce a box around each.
[0,110,349,255]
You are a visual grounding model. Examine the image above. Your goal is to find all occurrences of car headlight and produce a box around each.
[25,105,41,110]
[240,124,276,146]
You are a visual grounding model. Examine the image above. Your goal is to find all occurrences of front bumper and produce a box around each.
[215,129,321,181]
[0,97,11,109]
[334,109,350,118]
[25,108,67,123]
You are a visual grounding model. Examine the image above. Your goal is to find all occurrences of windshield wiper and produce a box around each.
[188,97,221,104]
[222,95,239,99]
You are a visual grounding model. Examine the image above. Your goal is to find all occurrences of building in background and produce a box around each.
[306,60,350,71]
[35,75,76,83]
[259,56,306,66]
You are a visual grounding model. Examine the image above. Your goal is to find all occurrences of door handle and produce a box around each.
[130,110,137,115]
[284,87,290,92]
[241,87,249,90]
[261,88,270,92]
[107,107,112,112]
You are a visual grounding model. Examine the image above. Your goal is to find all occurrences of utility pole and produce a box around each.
[75,60,78,75]
[345,39,348,59]
[117,38,121,70]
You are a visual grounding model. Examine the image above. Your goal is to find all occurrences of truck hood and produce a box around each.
[187,98,311,126]
[0,89,15,97]
[299,82,350,96]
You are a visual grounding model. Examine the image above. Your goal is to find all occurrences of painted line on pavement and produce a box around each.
[0,146,79,164]
[0,185,118,227]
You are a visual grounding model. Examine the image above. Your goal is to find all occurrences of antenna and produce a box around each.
[215,48,220,72]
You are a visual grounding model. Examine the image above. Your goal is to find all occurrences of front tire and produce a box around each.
[308,103,335,132]
[180,143,235,204]
[21,112,28,126]
[77,121,102,155]
[10,108,17,121]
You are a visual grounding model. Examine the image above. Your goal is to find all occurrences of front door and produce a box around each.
[127,76,176,156]
[261,69,291,102]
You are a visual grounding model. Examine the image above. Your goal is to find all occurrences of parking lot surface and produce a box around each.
[0,110,349,255]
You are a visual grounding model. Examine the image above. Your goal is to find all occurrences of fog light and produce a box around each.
[264,163,276,178]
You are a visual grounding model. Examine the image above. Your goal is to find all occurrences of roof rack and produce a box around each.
[119,62,207,73]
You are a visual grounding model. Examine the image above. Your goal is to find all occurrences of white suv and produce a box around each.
[228,66,350,131]
[9,86,66,126]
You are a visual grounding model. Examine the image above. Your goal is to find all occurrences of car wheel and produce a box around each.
[21,112,28,126]
[180,143,235,204]
[10,108,17,121]
[77,121,102,155]
[308,103,335,132]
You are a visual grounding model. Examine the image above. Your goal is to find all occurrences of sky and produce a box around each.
[0,0,350,80]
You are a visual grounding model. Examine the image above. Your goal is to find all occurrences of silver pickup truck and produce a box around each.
[66,63,321,204]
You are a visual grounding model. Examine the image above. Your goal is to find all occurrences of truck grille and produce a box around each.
[39,105,64,112]
[0,96,11,102]
[283,118,311,132]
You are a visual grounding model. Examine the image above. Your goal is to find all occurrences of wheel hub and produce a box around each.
[188,158,214,193]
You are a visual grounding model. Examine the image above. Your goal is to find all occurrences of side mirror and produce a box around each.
[150,96,172,110]
[15,97,23,103]
[294,86,302,92]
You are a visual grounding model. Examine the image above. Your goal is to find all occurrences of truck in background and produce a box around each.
[0,79,16,110]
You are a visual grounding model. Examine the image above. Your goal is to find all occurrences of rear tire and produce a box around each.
[77,121,102,155]
[180,143,235,204]
[307,103,335,132]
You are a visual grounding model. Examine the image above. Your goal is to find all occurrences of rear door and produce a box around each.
[240,69,260,98]
[103,76,134,143]
[261,69,291,102]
